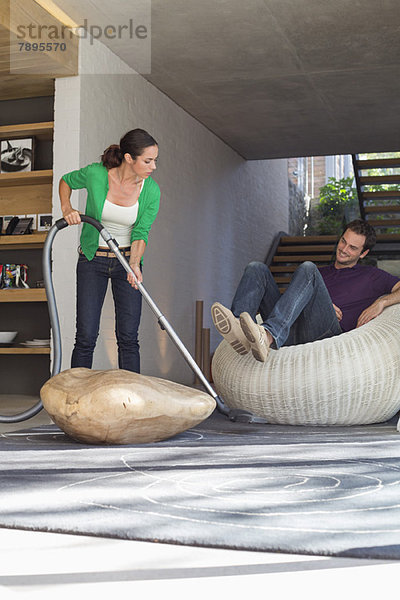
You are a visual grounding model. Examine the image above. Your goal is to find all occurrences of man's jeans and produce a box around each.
[231,261,342,348]
[71,254,142,372]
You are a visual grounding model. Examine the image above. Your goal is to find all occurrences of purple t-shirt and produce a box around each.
[318,264,399,332]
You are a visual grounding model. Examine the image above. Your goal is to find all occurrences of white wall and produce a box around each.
[52,74,82,367]
[53,39,289,385]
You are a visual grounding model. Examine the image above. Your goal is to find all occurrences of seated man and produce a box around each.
[212,219,400,362]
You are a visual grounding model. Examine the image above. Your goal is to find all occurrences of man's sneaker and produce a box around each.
[239,312,271,362]
[211,302,250,355]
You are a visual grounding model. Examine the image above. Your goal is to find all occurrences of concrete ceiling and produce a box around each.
[52,1,400,159]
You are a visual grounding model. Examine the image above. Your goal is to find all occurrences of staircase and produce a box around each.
[266,233,336,292]
[352,154,400,231]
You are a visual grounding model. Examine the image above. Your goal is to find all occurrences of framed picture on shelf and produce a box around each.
[0,137,34,173]
[37,214,53,231]
[26,214,37,230]
[2,215,14,233]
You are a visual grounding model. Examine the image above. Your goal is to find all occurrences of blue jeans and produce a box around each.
[231,261,342,348]
[71,253,142,372]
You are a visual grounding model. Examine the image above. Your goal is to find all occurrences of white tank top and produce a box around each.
[100,199,139,247]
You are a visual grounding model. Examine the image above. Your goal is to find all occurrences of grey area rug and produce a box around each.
[1,411,400,560]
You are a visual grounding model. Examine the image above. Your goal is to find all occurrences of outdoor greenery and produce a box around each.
[306,176,359,235]
[305,152,400,235]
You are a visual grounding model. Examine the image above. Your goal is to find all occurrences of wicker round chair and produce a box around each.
[211,305,400,426]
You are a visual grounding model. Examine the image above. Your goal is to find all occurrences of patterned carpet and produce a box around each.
[1,411,400,559]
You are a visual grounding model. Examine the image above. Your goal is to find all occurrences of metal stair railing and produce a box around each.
[352,153,366,220]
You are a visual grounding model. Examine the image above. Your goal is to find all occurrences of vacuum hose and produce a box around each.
[0,215,228,423]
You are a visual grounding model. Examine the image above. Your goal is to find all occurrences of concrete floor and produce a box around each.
[0,396,398,598]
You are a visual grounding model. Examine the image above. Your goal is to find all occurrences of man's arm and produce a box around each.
[357,280,400,327]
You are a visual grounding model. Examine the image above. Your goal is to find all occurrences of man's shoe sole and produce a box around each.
[211,303,249,355]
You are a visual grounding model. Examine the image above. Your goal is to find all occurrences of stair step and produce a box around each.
[364,205,400,213]
[360,175,400,184]
[280,235,337,244]
[355,158,400,169]
[271,245,400,265]
[270,265,298,272]
[362,190,400,199]
[367,219,400,226]
[371,243,400,254]
[277,244,335,253]
[272,255,333,263]
[280,233,400,243]
[375,233,400,241]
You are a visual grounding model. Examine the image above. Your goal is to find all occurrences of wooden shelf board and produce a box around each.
[0,232,48,249]
[0,169,53,187]
[0,121,54,141]
[0,347,50,354]
[0,288,47,302]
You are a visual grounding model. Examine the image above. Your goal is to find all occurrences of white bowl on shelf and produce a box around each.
[0,331,17,344]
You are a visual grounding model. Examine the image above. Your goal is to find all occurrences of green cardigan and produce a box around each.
[62,162,160,261]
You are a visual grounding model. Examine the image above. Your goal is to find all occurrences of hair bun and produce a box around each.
[101,144,123,169]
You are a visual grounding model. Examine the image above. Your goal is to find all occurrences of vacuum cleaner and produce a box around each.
[0,215,230,424]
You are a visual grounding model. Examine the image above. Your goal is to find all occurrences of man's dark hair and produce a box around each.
[341,219,377,252]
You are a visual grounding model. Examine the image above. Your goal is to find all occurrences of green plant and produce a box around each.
[307,177,360,235]
[318,176,358,214]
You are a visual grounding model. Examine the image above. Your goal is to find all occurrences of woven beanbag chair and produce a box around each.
[212,305,400,426]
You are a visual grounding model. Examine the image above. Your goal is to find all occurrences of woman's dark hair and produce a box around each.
[101,128,157,169]
[341,219,377,251]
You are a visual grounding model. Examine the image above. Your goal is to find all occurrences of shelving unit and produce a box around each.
[0,121,53,397]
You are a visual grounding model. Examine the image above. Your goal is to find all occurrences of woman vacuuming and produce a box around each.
[59,128,160,373]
